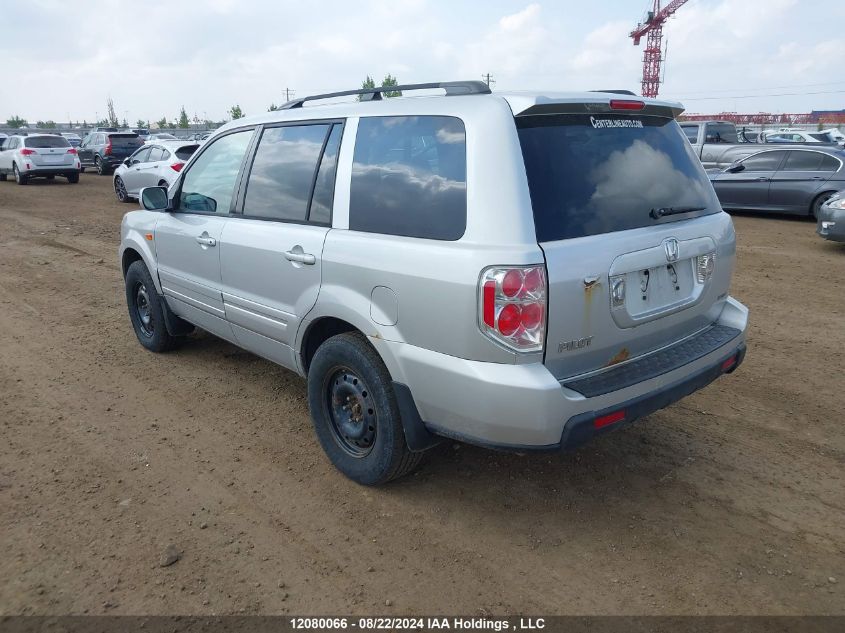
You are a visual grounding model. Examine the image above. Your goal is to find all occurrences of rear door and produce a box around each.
[219,121,342,368]
[136,146,166,189]
[712,150,786,210]
[154,128,256,339]
[768,150,841,214]
[516,109,734,380]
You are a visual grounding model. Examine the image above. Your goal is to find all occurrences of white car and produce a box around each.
[760,129,822,143]
[112,140,199,202]
[145,133,178,143]
[60,132,83,147]
[0,133,81,184]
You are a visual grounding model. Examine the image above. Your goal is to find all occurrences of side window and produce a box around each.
[242,123,331,222]
[159,149,171,161]
[147,147,164,162]
[782,151,823,172]
[178,129,254,214]
[309,124,343,225]
[681,126,698,144]
[820,155,841,172]
[349,115,467,240]
[131,147,152,164]
[741,151,786,171]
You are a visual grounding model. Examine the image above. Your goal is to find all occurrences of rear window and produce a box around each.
[517,114,718,242]
[25,136,70,148]
[349,115,467,241]
[108,134,141,146]
[704,123,738,144]
[175,144,199,160]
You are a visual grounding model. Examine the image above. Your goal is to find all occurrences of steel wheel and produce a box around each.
[133,282,154,338]
[324,366,377,457]
[114,176,128,202]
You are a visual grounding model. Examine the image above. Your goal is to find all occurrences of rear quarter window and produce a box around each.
[349,115,467,240]
[175,145,198,160]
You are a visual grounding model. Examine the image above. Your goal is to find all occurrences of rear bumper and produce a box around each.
[371,296,748,451]
[21,167,80,177]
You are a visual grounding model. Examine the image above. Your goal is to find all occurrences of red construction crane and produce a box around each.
[630,0,690,98]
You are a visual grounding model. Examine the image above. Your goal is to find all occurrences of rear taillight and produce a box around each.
[170,162,185,172]
[67,148,77,154]
[479,265,547,352]
[104,139,112,155]
[610,99,645,110]
[20,148,36,155]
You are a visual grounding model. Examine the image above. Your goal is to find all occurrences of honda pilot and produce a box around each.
[119,81,748,485]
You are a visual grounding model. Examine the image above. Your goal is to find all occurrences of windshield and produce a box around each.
[25,136,70,148]
[517,114,719,241]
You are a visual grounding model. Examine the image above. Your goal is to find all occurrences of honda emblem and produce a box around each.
[663,238,679,263]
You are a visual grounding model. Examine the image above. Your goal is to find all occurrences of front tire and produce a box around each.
[307,332,423,485]
[114,176,132,202]
[124,260,180,353]
[13,164,27,185]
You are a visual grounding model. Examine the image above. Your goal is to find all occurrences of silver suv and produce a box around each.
[119,81,748,485]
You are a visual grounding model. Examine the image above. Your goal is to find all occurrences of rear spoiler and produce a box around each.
[516,101,684,119]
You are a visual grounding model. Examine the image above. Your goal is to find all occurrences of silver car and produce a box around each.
[817,191,845,242]
[112,140,199,203]
[119,81,748,485]
[0,133,80,184]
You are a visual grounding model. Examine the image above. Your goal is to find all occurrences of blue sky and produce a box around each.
[1,0,844,123]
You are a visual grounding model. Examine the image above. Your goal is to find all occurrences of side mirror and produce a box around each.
[124,158,132,166]
[140,186,170,211]
[727,162,745,174]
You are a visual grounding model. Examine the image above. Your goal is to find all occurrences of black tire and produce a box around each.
[13,164,27,185]
[307,332,423,485]
[67,173,79,184]
[811,191,836,219]
[46,175,55,180]
[158,180,169,188]
[124,260,180,353]
[95,156,108,176]
[0,173,6,181]
[114,176,132,202]
[80,166,86,174]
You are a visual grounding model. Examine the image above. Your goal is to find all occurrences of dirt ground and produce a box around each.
[0,173,843,616]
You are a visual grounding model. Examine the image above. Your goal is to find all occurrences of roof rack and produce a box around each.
[279,80,492,109]
[591,89,638,96]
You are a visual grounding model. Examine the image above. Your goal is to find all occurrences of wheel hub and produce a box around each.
[134,283,153,336]
[326,368,376,456]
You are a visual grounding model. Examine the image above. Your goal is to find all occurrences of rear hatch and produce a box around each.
[515,102,734,380]
[107,133,143,158]
[24,136,74,167]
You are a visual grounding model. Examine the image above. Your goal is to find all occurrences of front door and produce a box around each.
[154,127,256,340]
[219,122,343,368]
[714,150,786,210]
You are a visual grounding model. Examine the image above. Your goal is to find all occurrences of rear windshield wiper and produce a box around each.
[650,206,706,220]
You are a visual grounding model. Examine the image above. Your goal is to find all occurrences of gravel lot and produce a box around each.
[0,173,843,616]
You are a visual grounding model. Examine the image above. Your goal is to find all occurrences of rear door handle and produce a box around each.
[756,177,770,181]
[284,250,316,265]
[195,235,217,247]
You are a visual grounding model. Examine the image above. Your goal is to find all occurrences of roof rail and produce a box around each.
[279,80,492,109]
[591,89,638,96]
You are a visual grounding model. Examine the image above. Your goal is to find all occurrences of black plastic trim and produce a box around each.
[280,81,491,109]
[391,382,444,452]
[563,326,742,398]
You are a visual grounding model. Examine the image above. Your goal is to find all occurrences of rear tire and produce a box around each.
[67,173,79,184]
[0,173,6,181]
[158,180,169,188]
[80,166,86,173]
[811,191,836,219]
[307,332,423,485]
[13,164,27,185]
[95,156,108,176]
[124,260,180,353]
